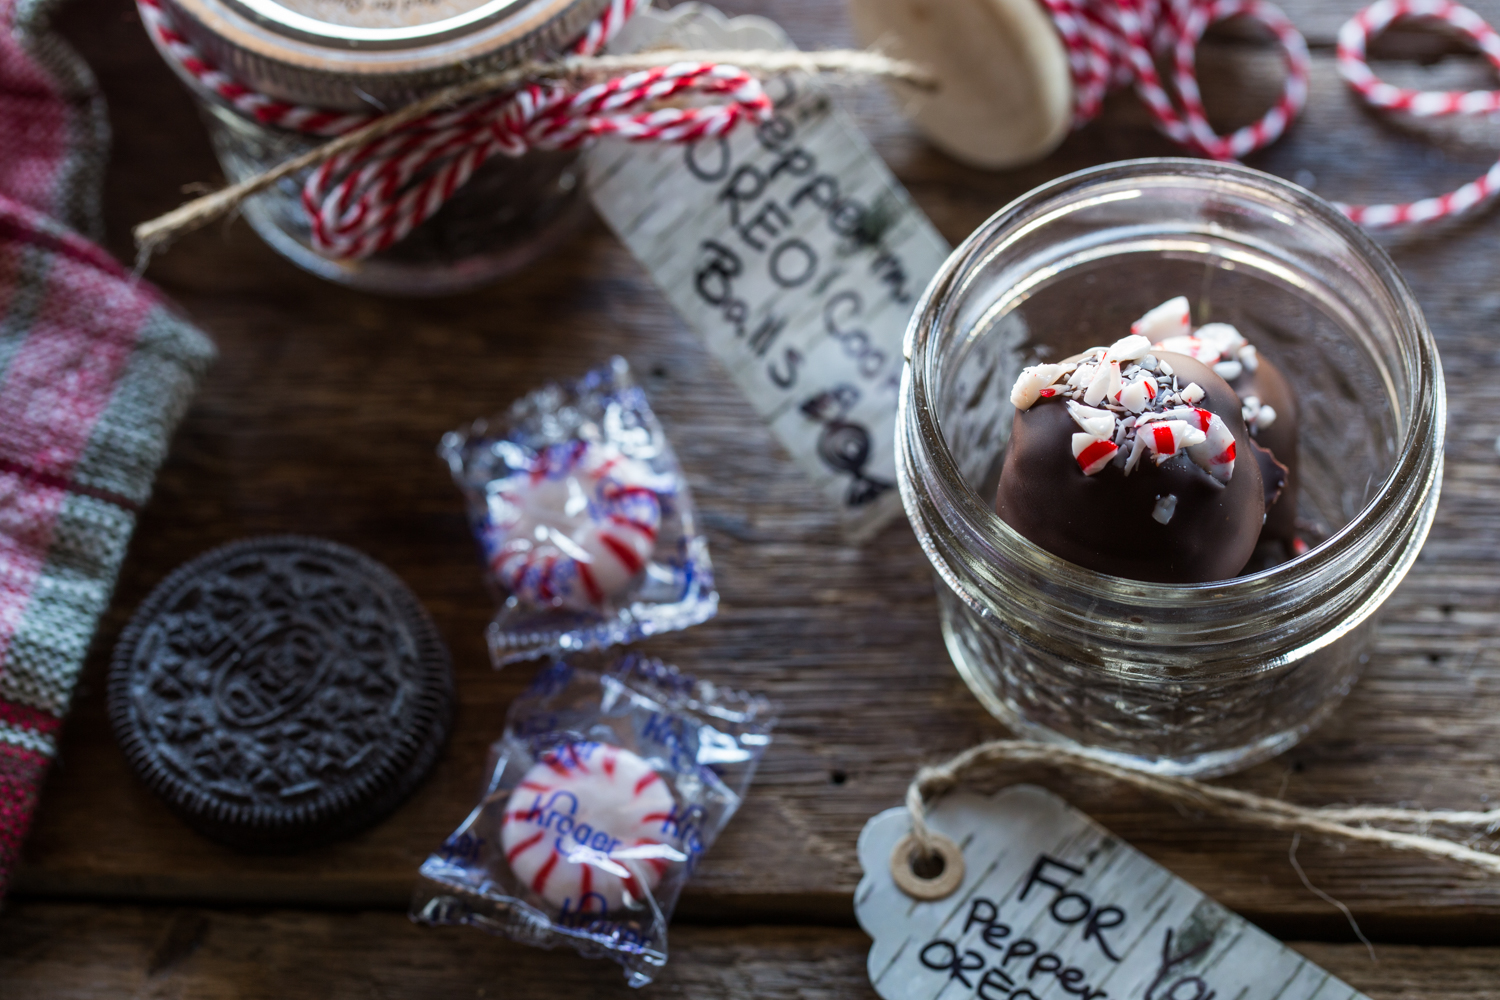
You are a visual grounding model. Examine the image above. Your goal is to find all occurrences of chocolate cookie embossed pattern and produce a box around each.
[108,537,455,851]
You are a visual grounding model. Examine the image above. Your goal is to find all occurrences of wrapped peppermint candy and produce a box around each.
[412,653,774,987]
[440,358,718,665]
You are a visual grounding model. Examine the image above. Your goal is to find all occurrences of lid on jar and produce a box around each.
[160,0,611,110]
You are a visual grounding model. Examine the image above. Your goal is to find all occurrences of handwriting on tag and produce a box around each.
[585,3,951,540]
[856,786,1370,1000]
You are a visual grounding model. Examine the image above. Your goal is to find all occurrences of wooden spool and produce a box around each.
[848,0,1073,170]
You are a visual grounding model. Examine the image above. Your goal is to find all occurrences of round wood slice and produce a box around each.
[849,0,1073,169]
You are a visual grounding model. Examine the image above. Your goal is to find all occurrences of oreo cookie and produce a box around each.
[108,536,454,851]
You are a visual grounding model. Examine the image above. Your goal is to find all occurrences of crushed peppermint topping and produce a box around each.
[1150,306,1278,442]
[1240,394,1277,433]
[1006,297,1289,528]
[1011,331,1232,485]
[1153,320,1262,388]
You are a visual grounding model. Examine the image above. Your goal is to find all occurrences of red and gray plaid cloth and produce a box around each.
[0,0,213,897]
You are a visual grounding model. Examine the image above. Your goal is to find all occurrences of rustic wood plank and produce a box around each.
[0,903,1496,1000]
[17,0,1500,937]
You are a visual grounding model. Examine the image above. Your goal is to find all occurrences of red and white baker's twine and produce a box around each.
[138,0,772,258]
[1337,0,1500,226]
[1042,0,1310,161]
[137,0,1500,257]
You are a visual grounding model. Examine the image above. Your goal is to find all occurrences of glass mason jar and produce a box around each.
[145,0,607,293]
[897,159,1445,777]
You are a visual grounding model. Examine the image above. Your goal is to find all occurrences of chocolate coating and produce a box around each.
[1232,355,1299,543]
[995,353,1265,583]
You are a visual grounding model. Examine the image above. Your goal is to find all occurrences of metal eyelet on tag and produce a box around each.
[889,831,964,901]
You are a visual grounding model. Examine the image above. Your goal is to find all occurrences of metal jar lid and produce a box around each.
[158,0,612,110]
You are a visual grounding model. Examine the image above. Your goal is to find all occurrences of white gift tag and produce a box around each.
[857,785,1371,1000]
[585,3,952,540]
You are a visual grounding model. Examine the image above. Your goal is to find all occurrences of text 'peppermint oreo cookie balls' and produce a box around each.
[897,160,1443,777]
[108,537,454,851]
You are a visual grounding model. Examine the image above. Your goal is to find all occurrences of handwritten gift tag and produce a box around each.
[856,786,1371,1000]
[585,3,951,539]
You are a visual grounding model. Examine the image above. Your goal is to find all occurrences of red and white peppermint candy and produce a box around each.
[502,742,680,915]
[484,440,661,612]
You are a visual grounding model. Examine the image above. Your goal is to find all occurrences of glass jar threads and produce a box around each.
[139,0,611,293]
[897,159,1445,777]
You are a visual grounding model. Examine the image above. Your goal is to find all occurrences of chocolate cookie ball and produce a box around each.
[1233,355,1299,543]
[1144,298,1300,547]
[996,348,1268,583]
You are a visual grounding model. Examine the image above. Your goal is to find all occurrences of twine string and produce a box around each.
[905,740,1500,877]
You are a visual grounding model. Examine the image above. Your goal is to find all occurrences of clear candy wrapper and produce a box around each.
[411,653,774,987]
[440,358,717,665]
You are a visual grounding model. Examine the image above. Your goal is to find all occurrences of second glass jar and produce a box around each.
[145,0,607,294]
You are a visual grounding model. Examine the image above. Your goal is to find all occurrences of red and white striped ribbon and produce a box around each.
[137,0,772,258]
[304,61,770,258]
[1042,0,1310,161]
[137,0,373,136]
[1337,0,1500,226]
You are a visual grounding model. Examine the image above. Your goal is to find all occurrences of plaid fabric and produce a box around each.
[0,0,214,896]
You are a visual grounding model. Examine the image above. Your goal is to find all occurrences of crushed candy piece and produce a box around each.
[1146,419,1206,462]
[1072,435,1118,475]
[1212,359,1244,382]
[1011,362,1074,410]
[1152,494,1178,524]
[1067,401,1115,438]
[1131,296,1190,341]
[1104,334,1152,363]
[1083,359,1122,406]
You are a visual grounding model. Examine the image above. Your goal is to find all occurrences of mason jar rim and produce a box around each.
[901,158,1445,616]
[158,0,609,108]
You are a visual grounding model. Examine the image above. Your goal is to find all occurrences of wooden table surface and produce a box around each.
[4,0,1500,995]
